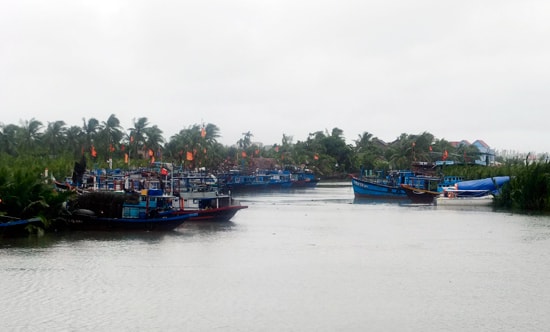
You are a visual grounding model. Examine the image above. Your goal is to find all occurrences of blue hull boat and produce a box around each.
[352,169,444,201]
[60,189,197,231]
[65,210,197,231]
[218,170,292,192]
[352,176,408,199]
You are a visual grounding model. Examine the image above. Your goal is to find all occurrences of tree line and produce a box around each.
[1,114,502,178]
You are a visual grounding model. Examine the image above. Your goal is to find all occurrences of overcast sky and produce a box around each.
[1,0,548,154]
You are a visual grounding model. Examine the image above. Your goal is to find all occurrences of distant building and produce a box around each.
[471,139,495,165]
[448,139,495,166]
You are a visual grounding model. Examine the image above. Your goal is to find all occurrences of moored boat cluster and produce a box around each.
[351,167,511,206]
[3,163,320,236]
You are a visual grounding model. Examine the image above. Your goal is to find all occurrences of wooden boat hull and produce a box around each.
[60,210,197,231]
[177,189,248,222]
[400,184,440,204]
[174,206,248,222]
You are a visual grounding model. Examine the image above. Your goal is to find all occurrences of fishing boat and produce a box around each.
[351,170,417,200]
[435,176,510,206]
[399,174,445,203]
[59,189,197,231]
[174,190,248,222]
[289,168,320,188]
[218,169,292,192]
[0,216,43,237]
[400,184,441,204]
[172,174,248,222]
[435,189,494,206]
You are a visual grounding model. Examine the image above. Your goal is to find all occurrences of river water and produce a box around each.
[2,182,550,331]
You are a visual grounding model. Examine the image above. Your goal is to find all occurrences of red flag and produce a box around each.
[160,168,168,176]
[124,153,129,164]
[201,127,206,138]
[91,145,97,158]
[148,149,154,157]
[186,151,193,161]
[442,150,449,160]
[109,144,115,152]
[314,154,319,160]
[241,151,247,158]
[429,145,432,152]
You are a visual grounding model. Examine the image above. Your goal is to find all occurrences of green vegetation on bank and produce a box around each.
[0,155,75,233]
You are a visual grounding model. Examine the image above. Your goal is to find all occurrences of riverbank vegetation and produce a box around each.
[1,115,549,214]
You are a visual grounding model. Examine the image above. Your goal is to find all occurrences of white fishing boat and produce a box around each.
[435,189,494,206]
[435,176,510,206]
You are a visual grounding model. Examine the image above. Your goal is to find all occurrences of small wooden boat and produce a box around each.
[174,188,248,222]
[288,167,320,188]
[435,191,494,206]
[435,176,510,206]
[400,184,441,204]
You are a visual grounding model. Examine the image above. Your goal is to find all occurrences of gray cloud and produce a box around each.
[1,0,548,153]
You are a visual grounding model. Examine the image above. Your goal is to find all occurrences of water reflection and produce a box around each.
[353,197,411,206]
[179,221,236,234]
[1,230,173,249]
[0,221,238,249]
[434,204,495,213]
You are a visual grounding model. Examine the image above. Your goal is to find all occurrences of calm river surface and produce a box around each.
[2,182,550,331]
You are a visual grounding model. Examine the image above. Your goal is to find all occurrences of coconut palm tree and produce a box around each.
[42,120,67,157]
[0,123,20,156]
[143,125,165,161]
[238,131,253,149]
[97,114,124,158]
[386,133,412,169]
[128,117,150,160]
[82,117,100,157]
[65,125,85,158]
[353,131,384,170]
[17,118,43,154]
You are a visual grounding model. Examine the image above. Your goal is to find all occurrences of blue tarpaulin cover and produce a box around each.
[455,176,511,194]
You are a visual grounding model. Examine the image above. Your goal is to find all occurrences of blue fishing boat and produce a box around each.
[60,189,197,231]
[352,170,417,199]
[289,168,320,188]
[218,169,292,192]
